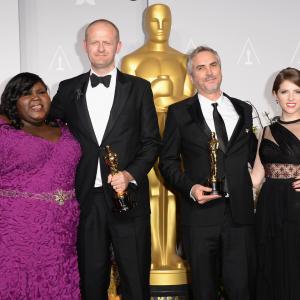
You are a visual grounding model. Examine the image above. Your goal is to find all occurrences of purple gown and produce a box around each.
[0,119,81,299]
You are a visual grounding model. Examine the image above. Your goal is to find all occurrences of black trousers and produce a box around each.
[77,187,151,300]
[182,204,256,300]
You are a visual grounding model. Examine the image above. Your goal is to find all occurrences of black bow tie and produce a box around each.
[90,73,111,88]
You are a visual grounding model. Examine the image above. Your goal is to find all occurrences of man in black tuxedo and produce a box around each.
[50,19,160,300]
[159,46,257,300]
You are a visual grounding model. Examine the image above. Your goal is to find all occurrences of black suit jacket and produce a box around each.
[50,69,160,217]
[159,93,257,226]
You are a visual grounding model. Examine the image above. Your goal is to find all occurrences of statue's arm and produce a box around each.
[181,58,195,97]
[120,56,137,76]
[183,74,195,98]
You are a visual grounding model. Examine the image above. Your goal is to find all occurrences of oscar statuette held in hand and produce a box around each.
[206,132,225,196]
[104,145,135,212]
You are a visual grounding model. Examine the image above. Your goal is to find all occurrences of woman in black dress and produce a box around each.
[251,67,300,299]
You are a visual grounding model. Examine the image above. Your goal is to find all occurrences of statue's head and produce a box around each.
[144,4,171,43]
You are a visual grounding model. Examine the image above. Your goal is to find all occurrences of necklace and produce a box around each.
[278,118,300,125]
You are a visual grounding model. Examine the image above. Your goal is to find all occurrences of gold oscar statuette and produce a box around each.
[207,132,225,195]
[121,3,195,286]
[104,145,136,212]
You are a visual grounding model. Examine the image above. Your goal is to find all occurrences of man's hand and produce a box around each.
[191,184,222,204]
[292,176,300,192]
[108,170,134,194]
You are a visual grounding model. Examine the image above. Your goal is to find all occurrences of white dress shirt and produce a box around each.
[198,93,239,140]
[86,67,117,187]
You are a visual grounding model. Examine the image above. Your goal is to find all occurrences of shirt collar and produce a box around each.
[198,92,224,109]
[90,67,117,78]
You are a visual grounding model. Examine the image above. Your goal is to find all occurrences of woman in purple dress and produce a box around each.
[0,73,81,299]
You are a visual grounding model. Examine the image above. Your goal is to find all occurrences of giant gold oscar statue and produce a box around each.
[121,3,194,286]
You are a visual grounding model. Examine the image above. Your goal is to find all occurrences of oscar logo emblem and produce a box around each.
[207,132,225,195]
[104,145,135,212]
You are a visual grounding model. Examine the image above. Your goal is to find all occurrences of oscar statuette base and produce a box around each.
[150,264,189,299]
[150,267,188,286]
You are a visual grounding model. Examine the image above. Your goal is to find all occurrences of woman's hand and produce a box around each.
[292,176,300,192]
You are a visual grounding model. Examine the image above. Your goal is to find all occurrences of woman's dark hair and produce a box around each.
[0,72,57,129]
[272,67,300,94]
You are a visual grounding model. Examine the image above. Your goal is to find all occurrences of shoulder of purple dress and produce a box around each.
[0,117,12,130]
[56,120,74,139]
[0,116,8,124]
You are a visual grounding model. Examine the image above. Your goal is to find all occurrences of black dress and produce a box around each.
[256,122,300,300]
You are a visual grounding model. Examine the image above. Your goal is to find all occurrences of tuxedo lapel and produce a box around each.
[187,95,212,140]
[187,95,228,153]
[74,72,98,145]
[226,95,245,150]
[102,70,131,142]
